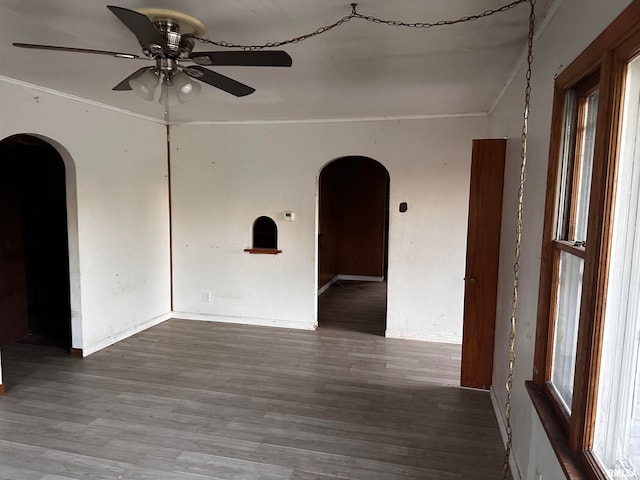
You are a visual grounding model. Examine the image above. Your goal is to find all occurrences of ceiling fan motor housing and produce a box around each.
[136,8,205,60]
[147,18,195,60]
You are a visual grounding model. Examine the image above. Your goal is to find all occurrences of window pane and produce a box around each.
[556,90,579,238]
[551,251,584,412]
[593,55,640,479]
[554,88,598,243]
[573,90,599,242]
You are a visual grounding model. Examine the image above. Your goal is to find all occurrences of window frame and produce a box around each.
[546,75,598,422]
[531,2,640,478]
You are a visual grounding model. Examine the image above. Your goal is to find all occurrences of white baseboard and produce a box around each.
[385,329,462,344]
[82,311,172,357]
[335,274,384,282]
[318,274,385,296]
[318,275,340,296]
[490,385,523,480]
[172,312,317,331]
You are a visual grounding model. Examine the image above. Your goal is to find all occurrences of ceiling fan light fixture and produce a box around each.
[173,71,201,103]
[129,68,160,101]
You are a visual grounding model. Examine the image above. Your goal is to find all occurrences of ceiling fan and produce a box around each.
[13,5,292,103]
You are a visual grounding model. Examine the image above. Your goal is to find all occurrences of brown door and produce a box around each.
[460,139,506,389]
[0,146,29,346]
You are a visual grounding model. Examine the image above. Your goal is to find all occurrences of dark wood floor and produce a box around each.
[0,282,507,479]
[318,280,387,336]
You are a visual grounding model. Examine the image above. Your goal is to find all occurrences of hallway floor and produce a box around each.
[318,280,387,336]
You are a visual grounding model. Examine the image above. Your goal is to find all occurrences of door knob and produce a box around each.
[467,277,477,285]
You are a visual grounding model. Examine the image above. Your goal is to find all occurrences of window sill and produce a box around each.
[525,381,589,479]
[243,248,282,255]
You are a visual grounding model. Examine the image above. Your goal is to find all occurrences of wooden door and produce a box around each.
[0,146,29,346]
[460,139,506,389]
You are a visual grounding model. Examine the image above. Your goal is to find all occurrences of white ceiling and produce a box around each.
[0,0,551,123]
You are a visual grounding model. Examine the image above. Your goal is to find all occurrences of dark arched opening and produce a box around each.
[0,134,71,349]
[253,216,278,250]
[317,156,390,335]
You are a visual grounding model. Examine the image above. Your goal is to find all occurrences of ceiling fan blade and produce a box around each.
[185,66,255,97]
[107,5,169,56]
[13,42,140,59]
[112,67,154,91]
[189,50,292,67]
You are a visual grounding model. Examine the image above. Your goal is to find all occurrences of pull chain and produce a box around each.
[190,0,530,51]
[502,1,536,478]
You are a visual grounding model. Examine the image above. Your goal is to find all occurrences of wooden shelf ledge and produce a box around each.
[244,248,282,255]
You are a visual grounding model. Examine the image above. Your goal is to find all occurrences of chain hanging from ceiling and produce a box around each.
[190,0,530,50]
[502,1,535,479]
[191,1,536,478]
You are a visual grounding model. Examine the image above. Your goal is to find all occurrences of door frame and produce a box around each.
[314,155,391,330]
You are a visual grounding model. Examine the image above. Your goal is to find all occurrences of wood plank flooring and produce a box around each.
[318,280,386,336]
[0,283,507,479]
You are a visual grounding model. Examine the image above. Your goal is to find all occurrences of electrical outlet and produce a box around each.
[202,291,211,303]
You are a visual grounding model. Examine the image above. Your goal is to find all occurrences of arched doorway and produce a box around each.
[0,135,72,349]
[317,156,390,335]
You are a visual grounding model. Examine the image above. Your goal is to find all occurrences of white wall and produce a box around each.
[489,0,633,478]
[0,78,171,371]
[170,116,488,341]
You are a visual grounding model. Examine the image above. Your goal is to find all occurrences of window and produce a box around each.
[549,81,598,415]
[531,4,640,479]
[593,54,640,477]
